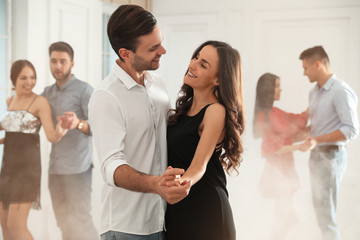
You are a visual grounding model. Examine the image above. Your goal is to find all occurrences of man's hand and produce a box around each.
[58,112,80,129]
[299,137,318,152]
[156,166,192,204]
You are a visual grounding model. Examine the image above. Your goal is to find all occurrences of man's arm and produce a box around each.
[89,90,190,204]
[59,112,91,135]
[300,86,359,151]
[300,130,346,151]
[114,165,191,204]
[334,87,359,141]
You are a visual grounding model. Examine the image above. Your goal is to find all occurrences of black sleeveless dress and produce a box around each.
[0,98,41,209]
[165,105,236,240]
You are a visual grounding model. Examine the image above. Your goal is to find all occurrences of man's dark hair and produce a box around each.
[49,41,74,61]
[107,4,157,61]
[299,45,330,65]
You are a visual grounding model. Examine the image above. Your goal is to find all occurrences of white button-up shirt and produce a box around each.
[88,63,170,235]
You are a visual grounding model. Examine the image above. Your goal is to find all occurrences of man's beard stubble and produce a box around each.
[132,54,159,72]
[53,69,72,82]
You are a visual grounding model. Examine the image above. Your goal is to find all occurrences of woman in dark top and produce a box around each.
[164,41,245,240]
[0,60,67,240]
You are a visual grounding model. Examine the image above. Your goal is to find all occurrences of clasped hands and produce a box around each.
[57,112,80,130]
[298,137,318,152]
[157,166,192,205]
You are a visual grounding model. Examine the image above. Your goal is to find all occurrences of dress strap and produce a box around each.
[26,95,38,110]
[201,103,215,113]
[7,96,14,108]
[215,139,224,152]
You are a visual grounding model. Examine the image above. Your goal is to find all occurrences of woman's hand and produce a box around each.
[159,166,187,187]
[56,117,68,138]
[157,166,192,204]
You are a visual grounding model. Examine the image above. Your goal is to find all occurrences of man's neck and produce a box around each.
[116,59,145,86]
[317,71,333,88]
[56,74,72,88]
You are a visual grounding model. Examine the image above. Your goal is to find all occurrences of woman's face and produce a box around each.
[15,66,36,94]
[274,78,281,101]
[184,44,219,91]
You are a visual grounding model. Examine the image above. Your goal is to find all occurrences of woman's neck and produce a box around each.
[189,90,218,112]
[14,91,34,100]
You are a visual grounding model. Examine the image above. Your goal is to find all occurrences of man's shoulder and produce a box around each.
[72,77,87,84]
[332,77,356,95]
[72,78,93,90]
[93,74,126,98]
[42,83,56,95]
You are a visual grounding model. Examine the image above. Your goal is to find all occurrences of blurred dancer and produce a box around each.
[299,46,359,240]
[253,73,308,239]
[42,41,98,240]
[0,60,67,240]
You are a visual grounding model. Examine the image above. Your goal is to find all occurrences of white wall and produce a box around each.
[153,0,360,239]
[7,0,360,239]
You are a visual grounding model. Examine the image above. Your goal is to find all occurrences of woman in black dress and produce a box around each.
[0,60,67,240]
[164,41,245,240]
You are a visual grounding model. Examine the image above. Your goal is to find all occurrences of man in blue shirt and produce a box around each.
[42,41,98,240]
[299,46,359,240]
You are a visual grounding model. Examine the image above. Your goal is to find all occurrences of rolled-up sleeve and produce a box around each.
[335,87,359,140]
[89,90,129,187]
[81,83,94,135]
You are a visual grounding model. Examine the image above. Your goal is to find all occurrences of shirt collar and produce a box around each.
[319,74,336,91]
[57,74,76,90]
[113,62,154,90]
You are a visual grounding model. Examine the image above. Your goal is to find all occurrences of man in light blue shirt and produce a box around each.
[299,46,359,240]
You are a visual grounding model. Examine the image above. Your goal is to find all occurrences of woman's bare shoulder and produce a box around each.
[206,103,226,116]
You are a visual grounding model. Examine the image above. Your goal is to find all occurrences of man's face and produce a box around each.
[50,51,74,82]
[131,25,166,72]
[302,59,318,83]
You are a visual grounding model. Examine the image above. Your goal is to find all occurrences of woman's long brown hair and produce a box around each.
[252,73,278,139]
[168,40,245,174]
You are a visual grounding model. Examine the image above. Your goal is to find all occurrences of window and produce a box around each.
[101,1,152,79]
[0,0,9,161]
[102,12,117,79]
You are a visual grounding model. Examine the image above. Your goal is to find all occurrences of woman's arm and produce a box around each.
[0,97,12,132]
[180,104,226,186]
[292,125,311,142]
[36,96,67,143]
[274,144,302,155]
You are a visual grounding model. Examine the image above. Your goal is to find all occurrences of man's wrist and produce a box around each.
[77,120,84,130]
[312,137,320,144]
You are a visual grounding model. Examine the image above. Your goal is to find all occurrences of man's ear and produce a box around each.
[315,60,322,69]
[119,48,132,62]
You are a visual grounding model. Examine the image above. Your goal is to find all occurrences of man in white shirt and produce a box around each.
[88,5,191,240]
